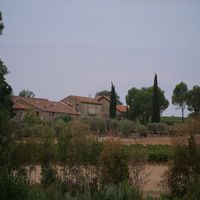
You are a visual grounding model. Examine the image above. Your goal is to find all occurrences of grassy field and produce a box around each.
[161,116,183,125]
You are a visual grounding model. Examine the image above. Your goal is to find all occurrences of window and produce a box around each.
[88,105,96,115]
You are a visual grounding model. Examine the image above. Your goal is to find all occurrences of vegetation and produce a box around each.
[187,85,200,114]
[126,78,168,124]
[0,12,4,34]
[172,82,188,122]
[152,74,160,123]
[109,83,117,119]
[96,89,122,105]
[1,12,200,198]
[19,89,35,98]
[161,116,183,125]
[164,134,200,199]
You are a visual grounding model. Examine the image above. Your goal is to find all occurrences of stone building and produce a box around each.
[13,96,80,121]
[95,95,127,119]
[60,95,102,118]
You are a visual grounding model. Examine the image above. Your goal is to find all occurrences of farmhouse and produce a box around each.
[13,96,80,121]
[60,95,102,118]
[95,95,128,119]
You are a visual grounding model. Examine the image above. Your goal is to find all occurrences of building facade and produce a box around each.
[61,95,102,118]
[13,96,80,121]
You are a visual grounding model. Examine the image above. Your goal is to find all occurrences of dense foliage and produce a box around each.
[126,80,168,124]
[172,82,188,122]
[152,74,160,123]
[110,83,117,119]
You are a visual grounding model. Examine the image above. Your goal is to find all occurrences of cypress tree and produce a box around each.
[151,74,160,122]
[110,82,117,118]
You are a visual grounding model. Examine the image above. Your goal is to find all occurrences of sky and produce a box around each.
[1,0,200,116]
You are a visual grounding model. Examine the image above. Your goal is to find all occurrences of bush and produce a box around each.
[118,119,134,137]
[100,142,129,185]
[57,115,72,123]
[0,170,28,200]
[109,119,120,133]
[40,165,58,186]
[164,134,200,198]
[147,123,169,135]
[135,124,148,137]
[51,119,68,137]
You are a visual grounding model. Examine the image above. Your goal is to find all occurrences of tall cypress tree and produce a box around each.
[151,74,160,122]
[110,82,117,118]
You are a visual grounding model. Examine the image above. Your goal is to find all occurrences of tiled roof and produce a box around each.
[62,95,102,105]
[13,96,80,115]
[116,105,127,113]
[95,95,110,102]
[13,102,31,110]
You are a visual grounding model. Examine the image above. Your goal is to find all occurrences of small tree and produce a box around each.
[172,82,188,122]
[109,83,117,119]
[19,89,35,98]
[100,141,129,185]
[152,74,160,122]
[187,85,200,114]
[165,134,200,198]
[0,12,4,34]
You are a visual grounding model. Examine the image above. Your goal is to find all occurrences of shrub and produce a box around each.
[135,124,148,137]
[128,147,148,189]
[40,165,58,186]
[109,119,120,133]
[100,142,129,185]
[147,122,169,135]
[0,170,28,200]
[51,119,68,137]
[91,118,107,134]
[119,119,134,137]
[164,134,200,198]
[58,115,72,123]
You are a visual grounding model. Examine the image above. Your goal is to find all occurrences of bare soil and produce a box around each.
[29,164,168,196]
[99,135,173,145]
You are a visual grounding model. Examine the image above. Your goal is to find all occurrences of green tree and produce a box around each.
[96,89,122,105]
[152,74,160,122]
[126,87,140,119]
[0,60,13,116]
[126,86,168,123]
[109,83,117,119]
[187,85,200,114]
[0,62,14,170]
[19,89,35,98]
[172,82,188,122]
[0,12,4,34]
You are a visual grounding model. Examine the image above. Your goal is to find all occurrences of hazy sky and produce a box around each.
[1,0,200,116]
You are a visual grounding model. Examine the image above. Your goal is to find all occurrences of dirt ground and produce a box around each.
[99,135,173,145]
[29,164,168,197]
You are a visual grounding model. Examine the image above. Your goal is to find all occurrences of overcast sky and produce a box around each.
[1,0,200,116]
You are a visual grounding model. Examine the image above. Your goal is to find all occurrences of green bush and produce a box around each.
[148,123,169,134]
[109,119,120,133]
[165,134,200,198]
[135,124,148,137]
[119,119,134,137]
[0,170,28,200]
[100,142,129,185]
[27,182,141,200]
[40,165,58,186]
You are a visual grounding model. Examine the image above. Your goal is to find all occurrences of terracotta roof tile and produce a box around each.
[13,96,79,115]
[95,95,110,102]
[13,102,31,110]
[116,105,127,113]
[62,95,102,105]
